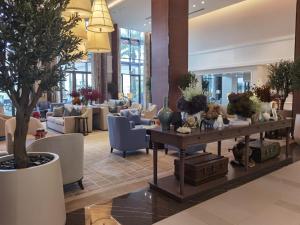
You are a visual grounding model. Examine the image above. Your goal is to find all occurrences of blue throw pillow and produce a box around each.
[128,110,142,125]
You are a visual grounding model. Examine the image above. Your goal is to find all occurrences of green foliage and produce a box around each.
[227,92,256,118]
[252,84,273,102]
[107,82,118,96]
[0,0,83,168]
[178,72,198,89]
[268,60,293,100]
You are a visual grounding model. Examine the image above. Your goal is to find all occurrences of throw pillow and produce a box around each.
[63,105,73,117]
[128,110,142,125]
[53,106,64,117]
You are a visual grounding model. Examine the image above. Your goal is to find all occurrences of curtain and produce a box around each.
[144,32,152,106]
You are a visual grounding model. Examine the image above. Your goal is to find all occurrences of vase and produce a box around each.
[158,97,173,131]
[261,102,272,113]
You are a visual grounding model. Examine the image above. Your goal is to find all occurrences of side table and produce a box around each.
[75,117,89,136]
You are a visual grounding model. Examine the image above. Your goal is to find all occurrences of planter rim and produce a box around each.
[0,152,59,172]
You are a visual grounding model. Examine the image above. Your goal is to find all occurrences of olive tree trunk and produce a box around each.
[13,109,30,169]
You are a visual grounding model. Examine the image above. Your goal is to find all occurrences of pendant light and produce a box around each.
[64,0,92,19]
[86,31,111,53]
[87,0,115,33]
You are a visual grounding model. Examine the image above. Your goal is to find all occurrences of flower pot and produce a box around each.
[0,153,66,225]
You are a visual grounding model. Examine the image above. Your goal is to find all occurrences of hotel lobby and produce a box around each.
[1,0,300,225]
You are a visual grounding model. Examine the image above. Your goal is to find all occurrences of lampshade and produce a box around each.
[69,18,87,41]
[87,0,115,33]
[64,0,92,19]
[86,31,111,53]
[73,41,88,61]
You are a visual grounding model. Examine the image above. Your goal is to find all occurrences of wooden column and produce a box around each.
[111,24,119,99]
[151,0,188,110]
[294,0,300,116]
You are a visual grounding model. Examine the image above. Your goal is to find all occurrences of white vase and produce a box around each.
[0,153,66,225]
[261,102,272,113]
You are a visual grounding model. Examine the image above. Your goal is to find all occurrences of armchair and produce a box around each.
[107,115,149,158]
[27,133,84,189]
[5,117,44,154]
[142,104,158,119]
[120,109,152,127]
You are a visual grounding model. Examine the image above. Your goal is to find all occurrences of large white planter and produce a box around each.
[0,153,66,225]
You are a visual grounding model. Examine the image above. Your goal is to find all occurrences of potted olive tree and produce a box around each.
[0,0,82,225]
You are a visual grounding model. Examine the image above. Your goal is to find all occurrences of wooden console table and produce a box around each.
[150,119,292,201]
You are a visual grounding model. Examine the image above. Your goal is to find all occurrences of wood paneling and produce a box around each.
[294,0,300,116]
[111,24,119,99]
[151,0,188,110]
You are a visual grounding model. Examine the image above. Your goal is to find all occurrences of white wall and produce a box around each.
[188,0,296,71]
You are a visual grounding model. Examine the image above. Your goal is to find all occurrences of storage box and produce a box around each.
[249,140,281,163]
[174,153,229,186]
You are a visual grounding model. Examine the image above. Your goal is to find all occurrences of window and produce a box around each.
[200,72,251,105]
[61,55,92,103]
[120,28,145,104]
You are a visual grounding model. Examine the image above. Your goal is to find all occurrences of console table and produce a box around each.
[150,119,293,201]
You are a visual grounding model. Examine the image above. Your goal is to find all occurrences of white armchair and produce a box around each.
[5,117,44,154]
[142,104,158,119]
[27,133,84,189]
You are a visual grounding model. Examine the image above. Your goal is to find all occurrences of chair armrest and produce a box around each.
[141,118,152,125]
[129,121,135,129]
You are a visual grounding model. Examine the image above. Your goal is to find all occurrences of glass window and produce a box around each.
[120,28,144,103]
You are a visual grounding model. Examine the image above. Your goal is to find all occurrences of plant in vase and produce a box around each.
[0,0,83,224]
[227,92,259,121]
[201,103,229,129]
[177,80,208,128]
[79,88,101,105]
[252,84,273,113]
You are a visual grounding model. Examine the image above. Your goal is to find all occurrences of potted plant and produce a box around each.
[70,90,81,105]
[268,60,293,109]
[177,79,208,128]
[252,84,273,113]
[0,0,82,224]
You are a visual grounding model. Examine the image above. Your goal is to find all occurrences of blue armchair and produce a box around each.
[107,115,150,158]
[120,109,152,127]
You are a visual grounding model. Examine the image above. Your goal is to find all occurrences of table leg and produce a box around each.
[218,141,222,156]
[153,143,158,185]
[260,132,264,141]
[179,149,185,196]
[286,127,290,158]
[245,135,250,171]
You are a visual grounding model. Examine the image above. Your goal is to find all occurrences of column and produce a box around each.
[294,0,300,116]
[151,0,188,110]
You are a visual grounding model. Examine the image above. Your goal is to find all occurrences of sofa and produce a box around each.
[5,117,44,154]
[107,115,150,158]
[120,109,152,127]
[142,104,158,119]
[46,105,92,134]
[27,133,84,189]
[0,113,12,137]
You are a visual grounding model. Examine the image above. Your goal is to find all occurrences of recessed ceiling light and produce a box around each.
[193,4,196,8]
[149,21,151,24]
[144,24,147,26]
[201,0,205,4]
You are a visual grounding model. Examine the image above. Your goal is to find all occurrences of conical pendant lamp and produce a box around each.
[64,0,92,19]
[87,0,115,33]
[86,31,111,53]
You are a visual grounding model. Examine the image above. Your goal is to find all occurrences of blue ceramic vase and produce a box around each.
[158,97,173,131]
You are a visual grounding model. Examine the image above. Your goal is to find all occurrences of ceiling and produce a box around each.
[107,0,245,32]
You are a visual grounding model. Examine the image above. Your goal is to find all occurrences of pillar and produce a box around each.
[151,0,188,110]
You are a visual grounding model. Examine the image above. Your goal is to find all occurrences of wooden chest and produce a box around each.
[174,153,229,186]
[249,140,281,163]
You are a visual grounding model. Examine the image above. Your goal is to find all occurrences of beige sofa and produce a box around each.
[0,113,12,137]
[5,117,44,154]
[46,106,92,134]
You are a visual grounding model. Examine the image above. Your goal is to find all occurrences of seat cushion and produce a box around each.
[54,118,64,126]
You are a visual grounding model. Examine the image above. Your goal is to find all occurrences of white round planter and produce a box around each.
[0,153,66,225]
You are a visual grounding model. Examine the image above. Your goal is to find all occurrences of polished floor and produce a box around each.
[66,144,300,225]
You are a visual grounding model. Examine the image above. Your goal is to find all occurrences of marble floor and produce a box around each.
[155,157,300,225]
[66,143,300,225]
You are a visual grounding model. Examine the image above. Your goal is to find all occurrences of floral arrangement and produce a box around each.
[177,80,208,115]
[69,91,80,98]
[79,88,101,105]
[227,92,258,118]
[252,84,273,102]
[202,103,225,120]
